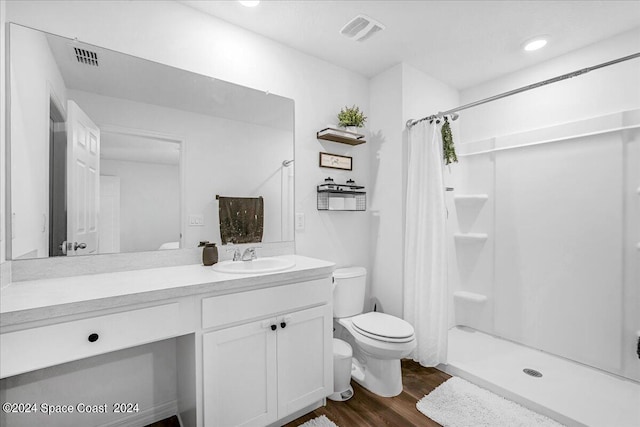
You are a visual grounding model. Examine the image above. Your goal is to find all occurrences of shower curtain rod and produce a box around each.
[406,52,640,128]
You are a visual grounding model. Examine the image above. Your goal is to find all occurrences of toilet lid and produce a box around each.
[351,312,414,342]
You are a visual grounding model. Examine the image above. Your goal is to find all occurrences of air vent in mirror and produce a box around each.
[73,47,99,67]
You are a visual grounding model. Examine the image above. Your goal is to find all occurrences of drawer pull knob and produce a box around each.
[270,325,277,331]
[88,333,99,343]
[280,322,287,329]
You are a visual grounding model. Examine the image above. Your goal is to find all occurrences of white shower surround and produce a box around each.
[451,109,640,382]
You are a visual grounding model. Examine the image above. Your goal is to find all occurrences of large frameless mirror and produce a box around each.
[7,23,295,260]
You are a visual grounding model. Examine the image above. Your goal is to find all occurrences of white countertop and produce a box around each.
[0,255,335,327]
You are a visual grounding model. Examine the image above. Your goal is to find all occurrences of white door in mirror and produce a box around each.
[67,101,100,256]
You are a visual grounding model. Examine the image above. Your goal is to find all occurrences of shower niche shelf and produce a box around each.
[453,291,488,304]
[454,233,488,242]
[454,194,489,204]
[317,127,366,145]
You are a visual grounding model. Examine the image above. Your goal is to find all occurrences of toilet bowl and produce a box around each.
[332,267,416,397]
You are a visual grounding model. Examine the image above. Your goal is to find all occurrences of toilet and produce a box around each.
[332,267,416,397]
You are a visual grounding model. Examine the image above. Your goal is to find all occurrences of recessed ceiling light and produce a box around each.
[523,37,548,52]
[238,1,260,7]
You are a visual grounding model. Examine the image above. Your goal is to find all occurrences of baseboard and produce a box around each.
[98,400,178,427]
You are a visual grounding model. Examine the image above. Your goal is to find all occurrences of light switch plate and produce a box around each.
[188,214,204,226]
[295,213,305,231]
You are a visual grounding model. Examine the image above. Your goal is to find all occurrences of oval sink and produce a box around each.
[212,257,296,274]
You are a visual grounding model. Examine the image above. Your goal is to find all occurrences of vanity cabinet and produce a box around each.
[0,303,181,378]
[201,279,333,427]
[203,305,332,427]
[203,316,278,427]
[1,256,335,427]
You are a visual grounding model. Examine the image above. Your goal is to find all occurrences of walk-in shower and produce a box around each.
[407,50,640,426]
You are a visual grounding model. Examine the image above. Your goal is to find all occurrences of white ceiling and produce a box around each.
[182,0,640,89]
[101,132,181,165]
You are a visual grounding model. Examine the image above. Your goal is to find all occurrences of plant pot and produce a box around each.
[345,126,358,134]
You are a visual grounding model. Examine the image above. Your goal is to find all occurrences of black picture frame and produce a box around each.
[319,152,353,170]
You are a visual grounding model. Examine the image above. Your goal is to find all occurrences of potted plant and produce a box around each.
[337,105,367,133]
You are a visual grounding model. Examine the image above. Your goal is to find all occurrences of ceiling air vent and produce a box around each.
[340,15,385,42]
[73,47,99,67]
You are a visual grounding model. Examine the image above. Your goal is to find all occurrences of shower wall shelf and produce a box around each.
[317,127,366,145]
[317,183,366,211]
[454,233,489,242]
[454,194,489,203]
[453,291,488,304]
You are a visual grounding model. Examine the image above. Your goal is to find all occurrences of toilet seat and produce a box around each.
[351,312,414,343]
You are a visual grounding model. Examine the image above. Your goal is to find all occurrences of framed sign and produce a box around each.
[319,152,352,170]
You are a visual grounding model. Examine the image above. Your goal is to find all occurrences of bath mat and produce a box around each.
[297,415,339,427]
[417,377,564,427]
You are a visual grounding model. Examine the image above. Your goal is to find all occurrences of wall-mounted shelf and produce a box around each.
[317,127,366,146]
[317,183,366,211]
[454,194,489,203]
[454,233,489,242]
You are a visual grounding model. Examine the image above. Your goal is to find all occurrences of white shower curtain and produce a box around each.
[404,121,448,367]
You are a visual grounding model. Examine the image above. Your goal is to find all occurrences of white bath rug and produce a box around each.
[297,415,339,427]
[417,377,564,427]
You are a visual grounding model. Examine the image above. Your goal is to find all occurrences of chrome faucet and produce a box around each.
[226,248,242,261]
[241,247,260,261]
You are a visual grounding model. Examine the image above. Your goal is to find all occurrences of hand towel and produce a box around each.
[218,196,264,244]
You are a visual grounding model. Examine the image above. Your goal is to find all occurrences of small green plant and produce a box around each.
[337,105,367,128]
[442,117,458,165]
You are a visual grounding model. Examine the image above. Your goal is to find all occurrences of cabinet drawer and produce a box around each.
[0,303,180,378]
[202,278,331,330]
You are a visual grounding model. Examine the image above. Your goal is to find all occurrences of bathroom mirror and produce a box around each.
[7,23,295,260]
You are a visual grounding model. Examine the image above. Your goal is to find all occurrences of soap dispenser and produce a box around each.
[200,241,218,266]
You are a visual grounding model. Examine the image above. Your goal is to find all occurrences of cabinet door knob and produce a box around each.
[270,324,277,331]
[88,333,99,343]
[280,322,287,329]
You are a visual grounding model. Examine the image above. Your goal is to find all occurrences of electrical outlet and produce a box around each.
[295,213,305,231]
[188,214,204,226]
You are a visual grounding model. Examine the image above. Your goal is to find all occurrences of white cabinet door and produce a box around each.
[203,320,278,427]
[276,305,333,417]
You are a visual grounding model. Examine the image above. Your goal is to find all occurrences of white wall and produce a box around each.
[368,64,404,316]
[9,24,68,259]
[459,28,640,142]
[453,28,640,380]
[101,159,180,253]
[368,63,459,318]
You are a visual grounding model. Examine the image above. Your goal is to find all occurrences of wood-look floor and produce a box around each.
[146,414,181,427]
[147,360,449,427]
[284,360,450,427]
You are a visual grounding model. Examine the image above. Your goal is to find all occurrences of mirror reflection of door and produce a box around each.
[66,100,100,256]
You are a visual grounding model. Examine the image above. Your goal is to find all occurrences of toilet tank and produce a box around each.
[333,267,367,318]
